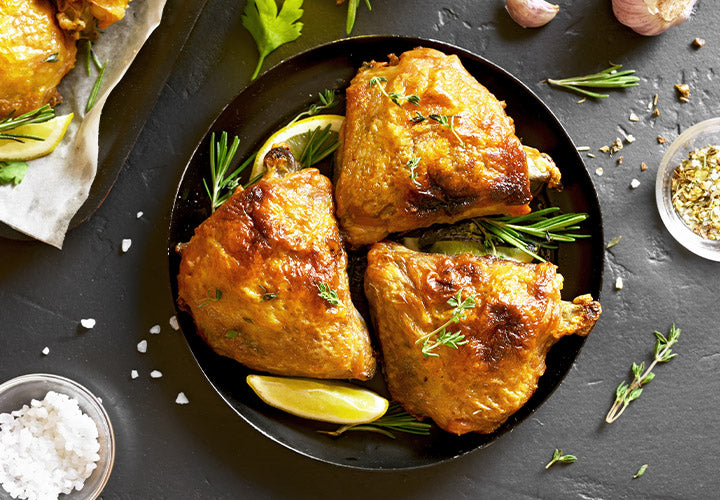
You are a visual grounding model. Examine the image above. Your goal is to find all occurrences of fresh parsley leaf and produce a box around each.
[242,0,304,81]
[0,161,29,186]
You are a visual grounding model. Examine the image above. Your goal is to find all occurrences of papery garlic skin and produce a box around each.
[612,0,697,36]
[505,0,560,28]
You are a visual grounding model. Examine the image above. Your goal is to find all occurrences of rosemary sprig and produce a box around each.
[474,208,590,262]
[412,112,465,147]
[368,76,420,107]
[416,291,475,358]
[316,282,341,306]
[546,64,640,99]
[203,131,255,213]
[545,449,577,469]
[298,124,341,168]
[0,105,55,142]
[198,288,222,308]
[605,324,680,424]
[346,0,372,34]
[407,156,421,186]
[86,61,107,112]
[319,403,431,438]
[288,90,338,125]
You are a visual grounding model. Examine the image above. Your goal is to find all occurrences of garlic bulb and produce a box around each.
[505,0,560,28]
[612,0,697,36]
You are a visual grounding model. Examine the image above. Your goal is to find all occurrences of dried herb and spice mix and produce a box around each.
[671,145,720,240]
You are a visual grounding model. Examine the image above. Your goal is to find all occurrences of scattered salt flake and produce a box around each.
[630,179,641,189]
[150,370,163,379]
[169,315,180,331]
[42,346,50,355]
[137,340,147,353]
[80,318,96,329]
[121,238,132,253]
[626,134,635,143]
[595,168,604,176]
[149,324,161,335]
[615,277,624,290]
[131,370,139,379]
[175,392,190,405]
[136,211,143,219]
[629,112,640,122]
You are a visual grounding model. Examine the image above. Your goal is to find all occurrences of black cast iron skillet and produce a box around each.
[167,35,604,470]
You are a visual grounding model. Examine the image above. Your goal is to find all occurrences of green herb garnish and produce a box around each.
[258,284,278,301]
[198,288,222,307]
[288,89,338,125]
[606,235,622,249]
[545,449,577,469]
[606,324,680,424]
[319,403,431,438]
[411,112,464,146]
[298,124,341,169]
[242,0,304,81]
[407,156,421,186]
[43,53,59,63]
[546,64,640,99]
[416,290,475,358]
[86,61,107,112]
[225,330,239,339]
[0,161,30,186]
[368,76,420,107]
[316,282,341,306]
[345,0,372,34]
[0,105,55,142]
[634,464,648,479]
[203,131,256,213]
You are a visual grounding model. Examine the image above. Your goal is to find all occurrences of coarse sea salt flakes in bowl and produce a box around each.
[0,374,115,500]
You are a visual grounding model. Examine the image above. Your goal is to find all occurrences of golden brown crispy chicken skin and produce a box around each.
[56,0,131,38]
[176,147,376,380]
[0,0,77,116]
[335,47,542,247]
[364,242,601,435]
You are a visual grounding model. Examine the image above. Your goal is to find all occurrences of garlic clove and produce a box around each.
[612,0,697,36]
[505,0,560,29]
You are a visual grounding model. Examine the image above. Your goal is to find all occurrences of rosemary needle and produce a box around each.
[319,403,431,438]
[547,64,640,99]
[86,61,107,112]
[0,105,55,142]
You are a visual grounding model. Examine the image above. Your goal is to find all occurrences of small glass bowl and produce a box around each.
[0,374,115,500]
[656,117,720,262]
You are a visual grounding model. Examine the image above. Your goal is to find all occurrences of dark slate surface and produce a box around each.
[1,1,719,498]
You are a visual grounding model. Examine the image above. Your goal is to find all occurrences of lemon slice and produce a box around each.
[0,113,74,161]
[247,374,389,425]
[250,114,344,180]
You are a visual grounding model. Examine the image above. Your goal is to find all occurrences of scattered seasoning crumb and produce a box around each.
[136,211,143,219]
[615,277,624,290]
[657,135,668,144]
[652,108,660,117]
[169,315,180,331]
[641,162,648,171]
[577,98,586,104]
[671,144,720,239]
[629,112,640,122]
[130,370,139,379]
[692,37,705,48]
[653,93,659,106]
[630,179,640,189]
[617,156,624,165]
[606,235,622,249]
[587,153,596,158]
[599,145,610,153]
[625,134,635,144]
[121,238,132,253]
[137,340,147,353]
[149,324,161,335]
[576,146,590,151]
[610,138,623,154]
[634,464,649,479]
[41,346,50,355]
[80,318,96,329]
[175,392,190,405]
[150,370,163,379]
[595,167,604,176]
[675,83,690,103]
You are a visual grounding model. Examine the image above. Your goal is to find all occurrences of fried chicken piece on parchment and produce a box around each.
[176,146,376,380]
[334,47,561,247]
[55,0,131,38]
[364,242,600,435]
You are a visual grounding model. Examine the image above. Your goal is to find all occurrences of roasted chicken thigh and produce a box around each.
[176,147,376,380]
[364,242,601,434]
[335,47,560,247]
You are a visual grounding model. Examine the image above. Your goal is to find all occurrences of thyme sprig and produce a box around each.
[605,324,680,424]
[412,112,465,147]
[316,282,341,306]
[416,291,475,358]
[545,449,577,469]
[368,76,420,107]
[203,132,256,213]
[288,90,338,125]
[407,156,421,186]
[474,208,590,262]
[345,0,372,34]
[546,64,640,99]
[258,284,278,301]
[319,403,431,439]
[0,105,55,142]
[198,288,222,308]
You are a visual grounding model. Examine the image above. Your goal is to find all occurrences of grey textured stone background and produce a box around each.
[1,1,719,498]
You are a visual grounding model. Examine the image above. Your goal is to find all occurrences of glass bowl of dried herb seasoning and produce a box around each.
[656,117,720,261]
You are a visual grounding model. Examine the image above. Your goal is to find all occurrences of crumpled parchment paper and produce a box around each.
[0,0,167,249]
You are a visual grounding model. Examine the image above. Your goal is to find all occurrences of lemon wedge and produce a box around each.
[0,113,74,161]
[250,114,344,180]
[247,374,389,425]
